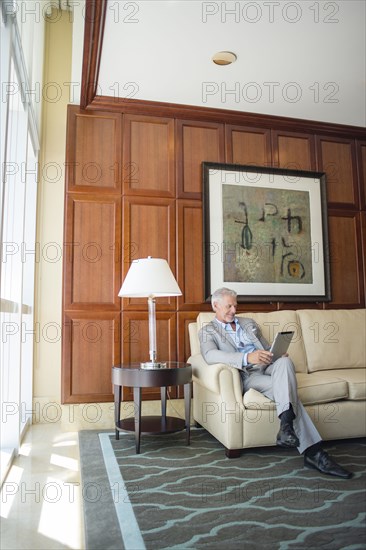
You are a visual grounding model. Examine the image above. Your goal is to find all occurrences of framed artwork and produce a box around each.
[203,162,331,302]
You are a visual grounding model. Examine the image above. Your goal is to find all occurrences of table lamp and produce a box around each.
[118,257,182,369]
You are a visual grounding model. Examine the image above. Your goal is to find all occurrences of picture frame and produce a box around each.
[203,162,331,303]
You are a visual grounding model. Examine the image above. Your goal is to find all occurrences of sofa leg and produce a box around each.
[225,448,241,459]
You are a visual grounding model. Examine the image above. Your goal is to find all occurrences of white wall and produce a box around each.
[98,0,366,127]
[70,0,85,105]
[33,8,72,413]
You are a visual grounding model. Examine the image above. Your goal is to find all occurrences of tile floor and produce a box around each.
[1,423,85,550]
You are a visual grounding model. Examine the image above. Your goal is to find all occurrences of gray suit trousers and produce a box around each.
[243,357,322,454]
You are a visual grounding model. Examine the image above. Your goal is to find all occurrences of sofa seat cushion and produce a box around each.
[319,369,366,400]
[296,372,348,405]
[243,388,277,410]
[243,373,348,410]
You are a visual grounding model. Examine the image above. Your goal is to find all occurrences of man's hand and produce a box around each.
[247,350,273,365]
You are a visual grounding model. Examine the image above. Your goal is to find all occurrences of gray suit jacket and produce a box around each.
[198,317,270,371]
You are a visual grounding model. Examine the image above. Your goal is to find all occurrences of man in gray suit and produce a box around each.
[199,287,352,479]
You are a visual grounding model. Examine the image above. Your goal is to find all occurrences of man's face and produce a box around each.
[213,294,237,323]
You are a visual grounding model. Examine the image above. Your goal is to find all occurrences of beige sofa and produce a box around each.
[188,309,366,457]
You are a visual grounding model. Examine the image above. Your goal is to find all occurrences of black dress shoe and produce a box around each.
[304,450,353,479]
[276,423,300,448]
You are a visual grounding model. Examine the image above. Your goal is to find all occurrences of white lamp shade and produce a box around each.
[118,257,182,297]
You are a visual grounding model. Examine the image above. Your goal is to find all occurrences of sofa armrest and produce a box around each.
[188,354,244,403]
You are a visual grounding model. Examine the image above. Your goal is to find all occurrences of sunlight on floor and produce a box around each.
[50,453,78,471]
[1,464,24,519]
[0,423,84,550]
[19,442,32,457]
[53,440,78,448]
[38,475,82,548]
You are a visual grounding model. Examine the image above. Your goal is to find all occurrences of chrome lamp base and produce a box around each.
[140,361,167,369]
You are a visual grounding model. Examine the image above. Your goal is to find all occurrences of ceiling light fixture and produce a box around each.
[212,51,237,65]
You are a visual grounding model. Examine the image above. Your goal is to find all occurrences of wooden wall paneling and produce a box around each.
[63,194,121,310]
[225,125,272,166]
[122,114,175,197]
[122,196,177,310]
[327,211,364,308]
[121,311,178,399]
[176,199,211,310]
[235,303,279,313]
[361,212,366,298]
[356,140,366,209]
[121,311,177,363]
[80,0,107,109]
[66,106,122,193]
[63,97,366,406]
[277,302,322,311]
[62,311,120,403]
[89,93,365,139]
[316,136,359,208]
[176,119,225,199]
[272,130,316,171]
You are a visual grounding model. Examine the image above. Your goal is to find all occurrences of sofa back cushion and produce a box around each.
[297,309,366,372]
[188,322,200,356]
[196,310,307,373]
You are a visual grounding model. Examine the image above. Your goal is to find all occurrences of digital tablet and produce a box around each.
[270,331,294,361]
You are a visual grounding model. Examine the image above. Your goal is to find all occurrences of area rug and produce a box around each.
[79,429,366,550]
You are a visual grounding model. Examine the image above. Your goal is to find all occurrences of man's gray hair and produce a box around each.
[211,287,237,309]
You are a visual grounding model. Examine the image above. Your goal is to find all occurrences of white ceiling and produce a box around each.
[98,0,366,127]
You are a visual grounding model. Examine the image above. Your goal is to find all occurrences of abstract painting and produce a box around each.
[203,163,331,302]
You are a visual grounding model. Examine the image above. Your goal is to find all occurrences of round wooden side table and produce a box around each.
[112,362,192,453]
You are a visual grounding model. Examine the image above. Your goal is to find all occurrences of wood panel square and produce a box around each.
[328,212,363,306]
[318,138,357,207]
[62,312,120,403]
[177,120,224,197]
[64,195,121,309]
[274,132,315,171]
[67,108,122,192]
[226,125,271,166]
[123,115,175,196]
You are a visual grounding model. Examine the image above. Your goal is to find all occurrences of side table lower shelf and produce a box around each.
[116,416,189,452]
[116,416,186,435]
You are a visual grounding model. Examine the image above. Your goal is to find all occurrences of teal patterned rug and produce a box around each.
[79,429,366,550]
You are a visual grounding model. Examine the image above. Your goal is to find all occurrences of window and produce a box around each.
[1,2,41,482]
